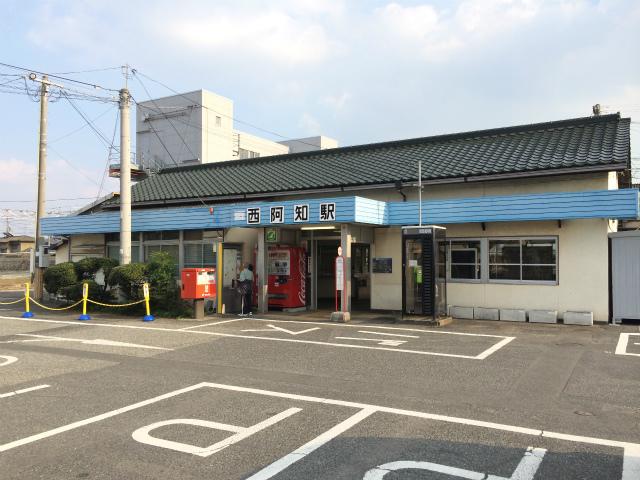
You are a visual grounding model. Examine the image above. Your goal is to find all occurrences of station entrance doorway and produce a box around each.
[309,237,371,312]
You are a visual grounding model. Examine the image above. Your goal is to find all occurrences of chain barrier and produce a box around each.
[29,298,83,311]
[0,297,26,305]
[86,299,145,307]
[14,282,154,322]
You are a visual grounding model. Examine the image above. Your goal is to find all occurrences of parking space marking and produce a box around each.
[132,408,301,457]
[246,408,377,480]
[179,318,245,331]
[2,380,639,480]
[362,447,547,480]
[241,324,321,335]
[0,384,50,399]
[0,355,18,367]
[615,333,640,357]
[335,337,407,347]
[0,333,172,351]
[358,330,420,338]
[0,315,514,360]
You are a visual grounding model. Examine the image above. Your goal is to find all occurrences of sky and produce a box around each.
[1,0,639,235]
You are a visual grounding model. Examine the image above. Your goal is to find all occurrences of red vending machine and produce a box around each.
[268,246,306,309]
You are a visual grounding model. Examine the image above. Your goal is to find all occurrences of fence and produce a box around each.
[0,253,30,272]
[0,282,154,322]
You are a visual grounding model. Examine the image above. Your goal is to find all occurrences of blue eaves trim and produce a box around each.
[41,189,640,235]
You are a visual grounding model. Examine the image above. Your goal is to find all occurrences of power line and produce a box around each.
[50,104,116,143]
[129,93,210,208]
[95,109,120,201]
[133,72,200,163]
[51,66,121,75]
[0,197,99,204]
[0,61,120,92]
[61,91,116,148]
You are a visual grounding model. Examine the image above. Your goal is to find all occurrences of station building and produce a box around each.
[42,113,638,322]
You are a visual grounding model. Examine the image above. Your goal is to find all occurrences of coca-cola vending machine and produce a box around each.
[268,246,306,309]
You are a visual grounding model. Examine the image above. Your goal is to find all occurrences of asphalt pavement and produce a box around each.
[0,302,639,479]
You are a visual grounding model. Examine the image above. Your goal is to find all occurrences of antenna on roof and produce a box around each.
[592,104,601,116]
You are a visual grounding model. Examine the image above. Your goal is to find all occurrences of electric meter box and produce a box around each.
[181,268,216,299]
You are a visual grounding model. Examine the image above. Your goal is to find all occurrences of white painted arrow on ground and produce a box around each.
[0,355,18,367]
[334,337,407,347]
[0,334,172,351]
[241,324,320,336]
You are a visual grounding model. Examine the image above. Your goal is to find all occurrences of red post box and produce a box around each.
[181,268,217,300]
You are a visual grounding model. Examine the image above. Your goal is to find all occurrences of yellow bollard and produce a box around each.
[22,282,33,318]
[142,283,154,322]
[78,282,90,321]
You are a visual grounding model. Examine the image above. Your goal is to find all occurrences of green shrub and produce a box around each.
[43,262,78,295]
[75,257,119,281]
[107,262,147,300]
[146,251,191,317]
[60,280,112,303]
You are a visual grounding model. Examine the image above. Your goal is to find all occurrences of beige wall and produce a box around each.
[54,242,70,264]
[371,227,403,310]
[224,228,258,266]
[369,218,612,321]
[69,234,106,262]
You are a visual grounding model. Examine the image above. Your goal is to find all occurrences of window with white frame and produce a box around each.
[489,238,557,283]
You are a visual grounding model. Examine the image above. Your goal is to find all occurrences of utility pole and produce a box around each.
[31,74,52,300]
[119,84,132,265]
[418,160,422,226]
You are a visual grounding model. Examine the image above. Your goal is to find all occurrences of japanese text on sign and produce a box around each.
[294,204,309,222]
[270,206,284,224]
[335,256,344,290]
[320,203,336,221]
[247,208,260,224]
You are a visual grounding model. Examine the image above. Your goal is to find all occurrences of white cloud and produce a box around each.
[374,3,440,39]
[321,92,351,112]
[165,10,333,65]
[299,112,321,135]
[0,158,36,184]
[456,0,541,34]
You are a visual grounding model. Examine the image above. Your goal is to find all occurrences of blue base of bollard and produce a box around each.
[143,314,155,322]
[22,312,34,318]
[78,314,91,321]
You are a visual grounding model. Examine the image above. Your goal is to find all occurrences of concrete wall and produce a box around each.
[201,90,235,163]
[234,130,289,158]
[446,219,611,321]
[137,90,206,168]
[224,228,258,267]
[54,242,70,264]
[278,136,339,153]
[371,227,403,310]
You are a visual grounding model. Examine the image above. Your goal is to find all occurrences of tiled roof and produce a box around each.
[109,113,630,206]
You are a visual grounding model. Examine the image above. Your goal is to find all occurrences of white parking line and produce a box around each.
[0,315,514,360]
[0,384,50,399]
[357,331,420,338]
[178,318,245,331]
[335,337,407,347]
[246,408,377,480]
[615,333,640,357]
[0,355,18,367]
[0,334,173,351]
[1,381,638,479]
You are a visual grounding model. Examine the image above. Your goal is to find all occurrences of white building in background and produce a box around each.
[136,90,337,170]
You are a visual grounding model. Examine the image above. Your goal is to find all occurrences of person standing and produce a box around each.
[239,263,254,315]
